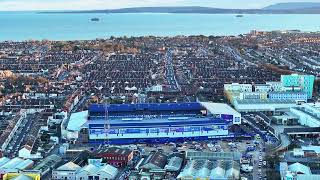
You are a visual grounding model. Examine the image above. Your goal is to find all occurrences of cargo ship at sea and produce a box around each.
[91,18,100,21]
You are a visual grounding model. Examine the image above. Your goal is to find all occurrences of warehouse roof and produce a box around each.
[77,164,118,178]
[15,159,34,170]
[0,157,33,171]
[97,147,132,156]
[67,110,88,131]
[177,160,240,180]
[186,151,241,161]
[302,146,320,154]
[0,157,11,167]
[97,164,118,179]
[33,154,62,172]
[289,162,311,175]
[78,164,99,174]
[141,151,168,170]
[165,156,183,172]
[56,162,81,171]
[200,102,240,117]
[0,157,24,169]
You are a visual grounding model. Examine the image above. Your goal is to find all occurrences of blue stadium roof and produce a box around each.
[89,102,204,113]
[88,117,228,128]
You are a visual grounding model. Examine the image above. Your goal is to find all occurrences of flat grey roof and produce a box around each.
[200,102,240,116]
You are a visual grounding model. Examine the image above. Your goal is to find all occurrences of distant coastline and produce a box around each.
[39,3,320,14]
[39,9,320,15]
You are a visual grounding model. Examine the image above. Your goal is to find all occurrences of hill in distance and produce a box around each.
[42,2,320,14]
[264,2,320,10]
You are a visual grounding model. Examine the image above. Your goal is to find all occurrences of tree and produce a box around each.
[265,154,280,169]
[40,132,51,143]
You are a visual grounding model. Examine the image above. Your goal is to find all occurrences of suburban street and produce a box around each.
[6,113,37,157]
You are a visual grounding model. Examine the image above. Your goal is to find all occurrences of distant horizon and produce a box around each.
[0,0,320,11]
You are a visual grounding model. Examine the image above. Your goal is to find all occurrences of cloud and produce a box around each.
[0,0,185,11]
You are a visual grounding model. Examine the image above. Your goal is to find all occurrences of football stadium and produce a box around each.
[86,102,241,144]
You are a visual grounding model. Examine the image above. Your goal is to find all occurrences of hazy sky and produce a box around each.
[0,0,319,11]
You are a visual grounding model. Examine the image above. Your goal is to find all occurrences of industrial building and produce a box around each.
[2,173,41,180]
[61,110,88,140]
[51,162,81,180]
[177,151,241,180]
[234,99,298,113]
[177,160,240,180]
[269,103,320,136]
[52,160,119,180]
[224,74,315,113]
[165,154,184,172]
[280,162,320,180]
[85,102,241,144]
[75,163,118,180]
[95,147,133,167]
[0,157,34,177]
[33,155,62,177]
[290,103,320,127]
